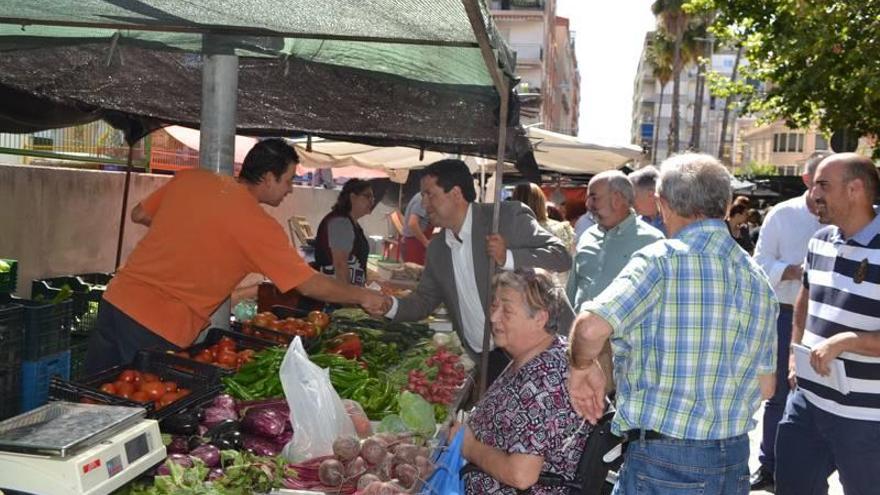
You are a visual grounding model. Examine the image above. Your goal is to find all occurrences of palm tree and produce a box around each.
[648,32,674,163]
[652,0,690,155]
[718,42,744,163]
[686,17,713,151]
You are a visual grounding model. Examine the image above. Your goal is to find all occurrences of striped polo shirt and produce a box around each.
[801,212,880,421]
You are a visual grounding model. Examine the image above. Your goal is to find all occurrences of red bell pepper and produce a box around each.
[326,333,362,360]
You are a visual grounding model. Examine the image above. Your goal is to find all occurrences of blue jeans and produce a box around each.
[776,388,880,495]
[757,305,793,472]
[611,434,750,495]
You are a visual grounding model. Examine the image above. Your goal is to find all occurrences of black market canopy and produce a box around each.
[0,0,534,168]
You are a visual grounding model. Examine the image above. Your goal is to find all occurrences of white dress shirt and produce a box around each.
[753,193,822,305]
[386,204,513,352]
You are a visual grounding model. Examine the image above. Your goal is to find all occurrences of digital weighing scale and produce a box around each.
[0,402,166,495]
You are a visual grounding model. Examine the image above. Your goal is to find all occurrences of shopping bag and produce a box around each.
[420,427,466,495]
[279,336,356,461]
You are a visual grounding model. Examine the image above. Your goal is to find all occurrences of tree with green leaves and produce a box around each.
[648,32,674,163]
[687,0,880,158]
[652,0,691,155]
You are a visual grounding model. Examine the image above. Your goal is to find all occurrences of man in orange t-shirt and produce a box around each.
[85,138,386,373]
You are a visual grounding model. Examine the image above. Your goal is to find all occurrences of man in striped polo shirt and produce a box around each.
[776,153,880,494]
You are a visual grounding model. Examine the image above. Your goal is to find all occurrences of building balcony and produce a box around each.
[510,43,543,65]
[490,0,545,10]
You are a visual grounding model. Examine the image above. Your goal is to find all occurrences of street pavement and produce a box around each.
[748,406,843,494]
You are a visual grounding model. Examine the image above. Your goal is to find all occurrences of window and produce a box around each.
[815,133,829,150]
[773,132,804,152]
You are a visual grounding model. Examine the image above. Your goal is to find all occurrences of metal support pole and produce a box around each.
[461,0,512,397]
[201,34,239,330]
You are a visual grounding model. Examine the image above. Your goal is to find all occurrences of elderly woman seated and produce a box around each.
[457,268,591,494]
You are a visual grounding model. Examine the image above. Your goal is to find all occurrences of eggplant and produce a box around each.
[188,435,208,452]
[161,411,200,435]
[205,419,240,439]
[211,430,242,450]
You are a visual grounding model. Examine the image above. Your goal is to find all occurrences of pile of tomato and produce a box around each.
[174,336,256,371]
[241,310,330,344]
[97,369,191,410]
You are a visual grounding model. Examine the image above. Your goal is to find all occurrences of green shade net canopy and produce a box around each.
[0,0,534,168]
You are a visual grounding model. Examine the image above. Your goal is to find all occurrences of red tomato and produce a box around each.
[130,391,150,403]
[99,383,116,395]
[217,336,237,352]
[216,351,238,367]
[177,388,191,398]
[140,382,166,401]
[141,372,160,383]
[118,369,140,384]
[163,381,178,393]
[113,381,135,398]
[237,349,255,364]
[194,349,214,363]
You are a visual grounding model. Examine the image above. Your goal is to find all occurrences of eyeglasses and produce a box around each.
[359,192,375,200]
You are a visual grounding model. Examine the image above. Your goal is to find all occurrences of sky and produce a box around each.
[555,0,657,145]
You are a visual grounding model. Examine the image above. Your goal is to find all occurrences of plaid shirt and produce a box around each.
[584,219,777,440]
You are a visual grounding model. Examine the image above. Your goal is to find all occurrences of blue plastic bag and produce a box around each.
[420,427,466,495]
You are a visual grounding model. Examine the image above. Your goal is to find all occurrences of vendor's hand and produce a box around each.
[788,352,798,389]
[810,337,844,376]
[486,234,508,266]
[568,360,606,424]
[361,291,391,317]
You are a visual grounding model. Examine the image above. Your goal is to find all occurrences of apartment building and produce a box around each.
[491,0,580,135]
[631,31,740,163]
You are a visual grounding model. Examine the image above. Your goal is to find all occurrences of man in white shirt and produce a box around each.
[749,151,829,491]
[370,159,574,384]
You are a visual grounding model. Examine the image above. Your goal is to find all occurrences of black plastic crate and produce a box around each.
[75,272,113,289]
[180,327,281,376]
[69,333,91,380]
[0,259,17,294]
[49,350,223,421]
[17,299,72,361]
[31,276,103,335]
[0,367,20,420]
[0,303,24,370]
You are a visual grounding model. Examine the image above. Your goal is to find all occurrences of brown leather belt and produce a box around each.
[779,303,794,311]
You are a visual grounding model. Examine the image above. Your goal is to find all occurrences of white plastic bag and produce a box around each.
[280,337,356,461]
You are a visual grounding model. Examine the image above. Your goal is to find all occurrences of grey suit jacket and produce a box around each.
[393,202,576,356]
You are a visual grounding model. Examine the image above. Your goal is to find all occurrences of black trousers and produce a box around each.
[84,300,180,375]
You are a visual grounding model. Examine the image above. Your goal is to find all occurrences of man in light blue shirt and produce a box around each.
[566,171,664,310]
[566,171,663,393]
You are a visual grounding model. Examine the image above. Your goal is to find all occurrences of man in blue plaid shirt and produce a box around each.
[567,153,778,495]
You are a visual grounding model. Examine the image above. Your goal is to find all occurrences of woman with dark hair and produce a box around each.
[727,202,754,253]
[312,179,375,288]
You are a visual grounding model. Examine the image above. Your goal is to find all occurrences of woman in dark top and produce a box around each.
[313,179,374,287]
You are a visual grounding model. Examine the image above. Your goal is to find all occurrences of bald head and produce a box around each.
[824,153,879,204]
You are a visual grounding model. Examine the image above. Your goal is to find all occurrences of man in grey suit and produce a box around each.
[371,159,574,384]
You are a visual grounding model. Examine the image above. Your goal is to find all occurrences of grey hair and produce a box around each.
[590,170,634,206]
[628,165,660,193]
[493,268,563,334]
[657,153,733,219]
[804,151,832,178]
